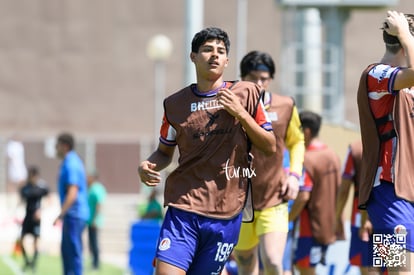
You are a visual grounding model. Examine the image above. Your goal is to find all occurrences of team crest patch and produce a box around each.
[394,224,407,235]
[159,238,171,251]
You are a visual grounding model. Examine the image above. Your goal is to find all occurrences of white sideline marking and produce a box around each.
[1,255,23,275]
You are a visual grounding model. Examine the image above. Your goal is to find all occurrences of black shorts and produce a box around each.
[21,219,41,237]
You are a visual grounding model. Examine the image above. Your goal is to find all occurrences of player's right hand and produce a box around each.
[138,160,161,186]
[359,219,373,242]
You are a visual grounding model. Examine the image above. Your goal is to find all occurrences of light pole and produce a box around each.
[146,34,173,145]
[184,0,204,86]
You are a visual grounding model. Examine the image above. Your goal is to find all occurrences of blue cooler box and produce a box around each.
[128,219,161,275]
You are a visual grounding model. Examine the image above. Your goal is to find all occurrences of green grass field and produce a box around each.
[0,254,125,275]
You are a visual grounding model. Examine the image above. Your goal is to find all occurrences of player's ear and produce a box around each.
[224,57,229,67]
[190,52,196,62]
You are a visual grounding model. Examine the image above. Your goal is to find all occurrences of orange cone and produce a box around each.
[12,239,22,257]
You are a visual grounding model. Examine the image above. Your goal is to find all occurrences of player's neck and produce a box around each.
[195,78,225,94]
[381,51,407,67]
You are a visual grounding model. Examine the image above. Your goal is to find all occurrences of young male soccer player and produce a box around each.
[357,11,414,274]
[138,27,276,274]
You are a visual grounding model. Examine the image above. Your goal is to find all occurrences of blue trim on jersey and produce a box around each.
[262,122,273,131]
[389,67,400,95]
[191,82,226,97]
[159,136,177,146]
[299,186,312,192]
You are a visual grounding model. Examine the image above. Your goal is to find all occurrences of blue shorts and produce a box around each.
[367,182,414,252]
[349,226,373,267]
[294,237,328,268]
[155,207,242,274]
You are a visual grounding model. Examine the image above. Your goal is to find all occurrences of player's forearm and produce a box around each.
[146,147,174,171]
[336,179,352,220]
[289,191,309,221]
[360,209,369,227]
[60,185,78,217]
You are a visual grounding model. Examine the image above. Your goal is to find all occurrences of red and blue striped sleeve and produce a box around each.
[255,100,273,131]
[159,114,177,146]
[341,147,355,181]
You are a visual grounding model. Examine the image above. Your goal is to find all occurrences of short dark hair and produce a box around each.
[240,51,276,79]
[191,27,230,54]
[57,132,74,150]
[28,166,39,178]
[383,13,414,53]
[299,110,322,138]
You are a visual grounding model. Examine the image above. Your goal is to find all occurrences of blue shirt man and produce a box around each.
[58,151,89,220]
[54,133,89,275]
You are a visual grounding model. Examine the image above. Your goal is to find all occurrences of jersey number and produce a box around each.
[214,242,234,262]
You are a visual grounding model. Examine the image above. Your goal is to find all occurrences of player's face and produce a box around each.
[243,70,272,90]
[191,39,229,79]
[55,142,66,159]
